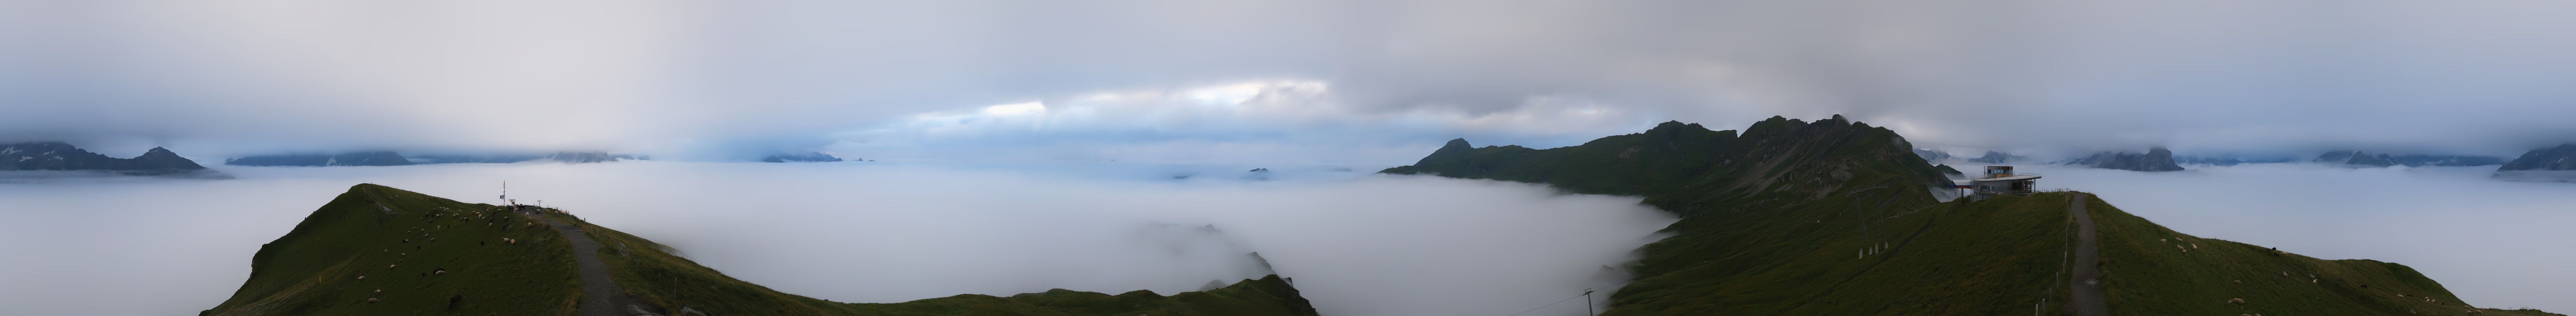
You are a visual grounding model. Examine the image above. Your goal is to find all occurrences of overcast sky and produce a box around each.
[5,0,2575,163]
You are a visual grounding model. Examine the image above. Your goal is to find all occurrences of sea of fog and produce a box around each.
[2007,163,2576,312]
[1,161,2569,315]
[0,162,1674,316]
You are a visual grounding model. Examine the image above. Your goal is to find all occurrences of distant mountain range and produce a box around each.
[1964,151,2021,164]
[201,184,1320,316]
[1382,116,2541,315]
[1,142,212,175]
[2314,151,2505,167]
[226,152,415,167]
[229,151,640,166]
[2064,148,2185,172]
[760,152,844,163]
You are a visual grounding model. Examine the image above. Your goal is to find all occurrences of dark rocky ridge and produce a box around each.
[2315,151,2505,167]
[227,152,416,167]
[1,142,208,172]
[760,152,844,162]
[2065,148,2185,172]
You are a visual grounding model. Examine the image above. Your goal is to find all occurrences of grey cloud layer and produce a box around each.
[4,0,2573,159]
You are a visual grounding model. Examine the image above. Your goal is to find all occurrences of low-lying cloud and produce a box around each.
[0,162,1675,316]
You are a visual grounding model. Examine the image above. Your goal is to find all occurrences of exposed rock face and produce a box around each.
[760,152,843,163]
[1965,151,2020,164]
[2067,148,2185,172]
[0,142,208,172]
[1914,149,1951,162]
[226,151,416,167]
[2315,151,2505,167]
[2499,143,2576,171]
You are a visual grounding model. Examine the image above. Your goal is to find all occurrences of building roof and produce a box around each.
[1971,174,2042,182]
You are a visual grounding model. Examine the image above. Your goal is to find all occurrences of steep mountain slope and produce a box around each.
[1382,116,2544,316]
[226,152,416,167]
[1,142,208,172]
[204,184,1319,316]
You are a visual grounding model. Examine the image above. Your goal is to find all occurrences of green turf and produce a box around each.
[204,184,1320,316]
[1382,116,2553,315]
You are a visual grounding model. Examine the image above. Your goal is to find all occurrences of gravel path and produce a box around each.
[2067,193,2110,316]
[528,209,655,316]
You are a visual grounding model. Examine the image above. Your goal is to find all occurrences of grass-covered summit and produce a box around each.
[1385,116,2551,316]
[203,184,1320,316]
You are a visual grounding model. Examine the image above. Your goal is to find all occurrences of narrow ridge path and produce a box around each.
[2068,193,2110,316]
[526,207,655,316]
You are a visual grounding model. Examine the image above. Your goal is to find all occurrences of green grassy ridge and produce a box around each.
[206,184,1321,316]
[2084,195,2550,316]
[1380,116,2547,315]
[203,184,582,316]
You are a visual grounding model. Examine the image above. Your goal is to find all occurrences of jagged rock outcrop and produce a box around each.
[0,142,208,173]
[760,152,843,163]
[226,152,416,167]
[2315,151,2505,167]
[1914,149,1951,162]
[1965,151,2020,164]
[2066,148,2185,172]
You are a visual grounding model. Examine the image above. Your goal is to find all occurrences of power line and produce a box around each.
[1502,279,1638,316]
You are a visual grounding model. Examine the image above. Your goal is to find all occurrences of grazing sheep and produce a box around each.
[356,276,366,280]
[367,298,378,303]
[373,289,381,294]
[2160,239,2168,243]
[2192,243,2199,249]
[2232,280,2241,285]
[388,264,397,269]
[2311,279,2318,284]
[2230,298,2245,306]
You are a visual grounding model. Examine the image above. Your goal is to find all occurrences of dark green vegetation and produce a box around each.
[226,152,416,167]
[0,141,206,172]
[1384,116,2547,315]
[202,184,581,316]
[206,184,1320,316]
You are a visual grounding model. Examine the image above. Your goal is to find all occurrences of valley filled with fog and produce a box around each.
[0,162,1677,316]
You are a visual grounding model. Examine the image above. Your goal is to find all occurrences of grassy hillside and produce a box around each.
[204,184,1320,316]
[1381,116,2550,315]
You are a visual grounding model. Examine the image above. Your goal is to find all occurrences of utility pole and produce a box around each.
[1583,288,1595,316]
